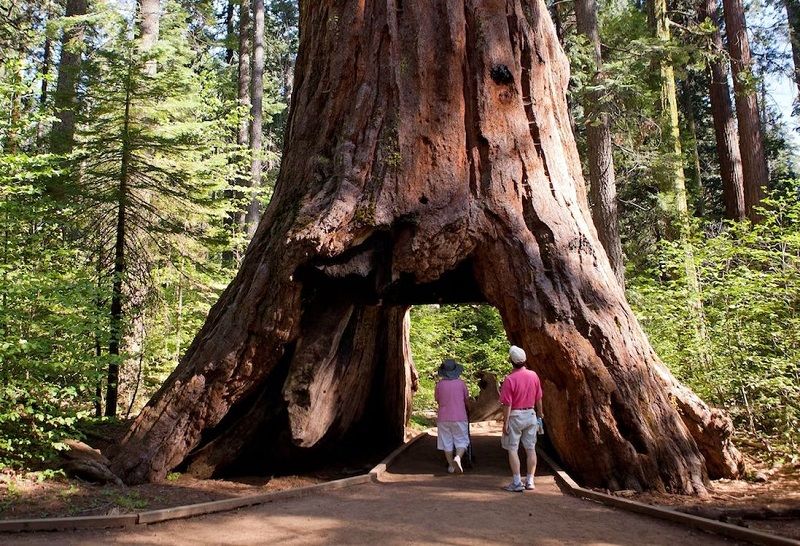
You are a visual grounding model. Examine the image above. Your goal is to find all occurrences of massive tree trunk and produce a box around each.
[722,0,769,222]
[51,0,87,155]
[575,0,624,286]
[700,0,745,221]
[245,0,265,238]
[111,0,742,492]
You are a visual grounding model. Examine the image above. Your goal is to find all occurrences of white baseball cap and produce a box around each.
[509,345,526,364]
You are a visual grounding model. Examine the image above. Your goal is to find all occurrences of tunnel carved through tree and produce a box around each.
[110,0,743,493]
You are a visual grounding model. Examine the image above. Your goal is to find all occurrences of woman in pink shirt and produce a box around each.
[435,359,470,473]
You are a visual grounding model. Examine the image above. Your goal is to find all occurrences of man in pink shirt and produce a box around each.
[435,359,470,473]
[499,345,544,492]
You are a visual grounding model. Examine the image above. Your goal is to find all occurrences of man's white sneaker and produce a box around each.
[504,482,524,492]
[525,481,535,490]
[453,455,464,474]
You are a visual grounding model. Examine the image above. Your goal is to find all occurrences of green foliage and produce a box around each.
[409,305,509,412]
[629,188,800,457]
[0,154,100,468]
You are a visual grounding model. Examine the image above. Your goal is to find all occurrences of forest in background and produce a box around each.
[0,0,798,472]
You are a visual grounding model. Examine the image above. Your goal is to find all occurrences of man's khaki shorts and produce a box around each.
[501,409,538,451]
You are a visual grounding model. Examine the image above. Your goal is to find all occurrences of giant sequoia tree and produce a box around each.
[111,0,742,493]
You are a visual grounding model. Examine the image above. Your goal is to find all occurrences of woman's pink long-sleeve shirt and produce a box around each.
[435,378,469,422]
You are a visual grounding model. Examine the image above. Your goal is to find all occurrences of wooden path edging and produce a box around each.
[0,430,431,534]
[536,449,800,546]
[369,428,431,481]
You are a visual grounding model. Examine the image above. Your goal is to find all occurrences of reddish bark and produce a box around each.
[112,0,741,492]
[700,0,745,220]
[575,0,624,286]
[722,0,769,221]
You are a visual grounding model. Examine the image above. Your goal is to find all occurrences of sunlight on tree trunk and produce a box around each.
[722,0,769,222]
[110,0,742,492]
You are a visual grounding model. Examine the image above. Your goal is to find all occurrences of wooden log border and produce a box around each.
[536,448,800,546]
[0,429,430,534]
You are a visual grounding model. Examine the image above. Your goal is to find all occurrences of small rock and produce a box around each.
[753,472,768,483]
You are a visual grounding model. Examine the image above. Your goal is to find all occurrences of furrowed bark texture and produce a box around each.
[722,0,769,221]
[786,0,800,100]
[574,0,624,286]
[245,0,266,238]
[111,0,741,492]
[51,0,87,155]
[700,0,745,221]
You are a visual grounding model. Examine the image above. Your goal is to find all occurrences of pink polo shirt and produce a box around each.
[499,368,542,409]
[435,378,469,422]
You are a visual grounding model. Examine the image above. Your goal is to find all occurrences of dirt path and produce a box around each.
[5,426,741,545]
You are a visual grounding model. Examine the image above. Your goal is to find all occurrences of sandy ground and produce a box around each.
[2,425,744,546]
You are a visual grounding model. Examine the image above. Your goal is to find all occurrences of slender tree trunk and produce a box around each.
[650,0,711,374]
[139,0,161,76]
[38,32,52,143]
[548,0,580,137]
[680,79,704,216]
[112,0,741,491]
[650,0,687,221]
[237,0,253,162]
[245,0,265,239]
[722,0,769,221]
[7,49,23,154]
[42,39,52,105]
[224,0,253,265]
[700,0,745,220]
[106,67,133,418]
[784,0,800,101]
[94,247,104,418]
[51,0,87,155]
[575,0,624,286]
[225,0,235,65]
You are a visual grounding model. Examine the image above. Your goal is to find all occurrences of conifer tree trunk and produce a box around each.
[681,79,703,215]
[575,0,624,286]
[106,1,161,416]
[112,0,742,492]
[700,0,745,220]
[649,0,711,376]
[7,45,23,154]
[650,0,687,216]
[139,0,161,75]
[225,0,235,65]
[245,0,265,238]
[722,0,769,221]
[783,0,800,102]
[106,66,134,418]
[38,28,52,142]
[225,0,252,263]
[51,0,87,155]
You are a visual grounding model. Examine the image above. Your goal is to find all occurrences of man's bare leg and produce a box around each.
[525,447,537,489]
[508,448,521,484]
